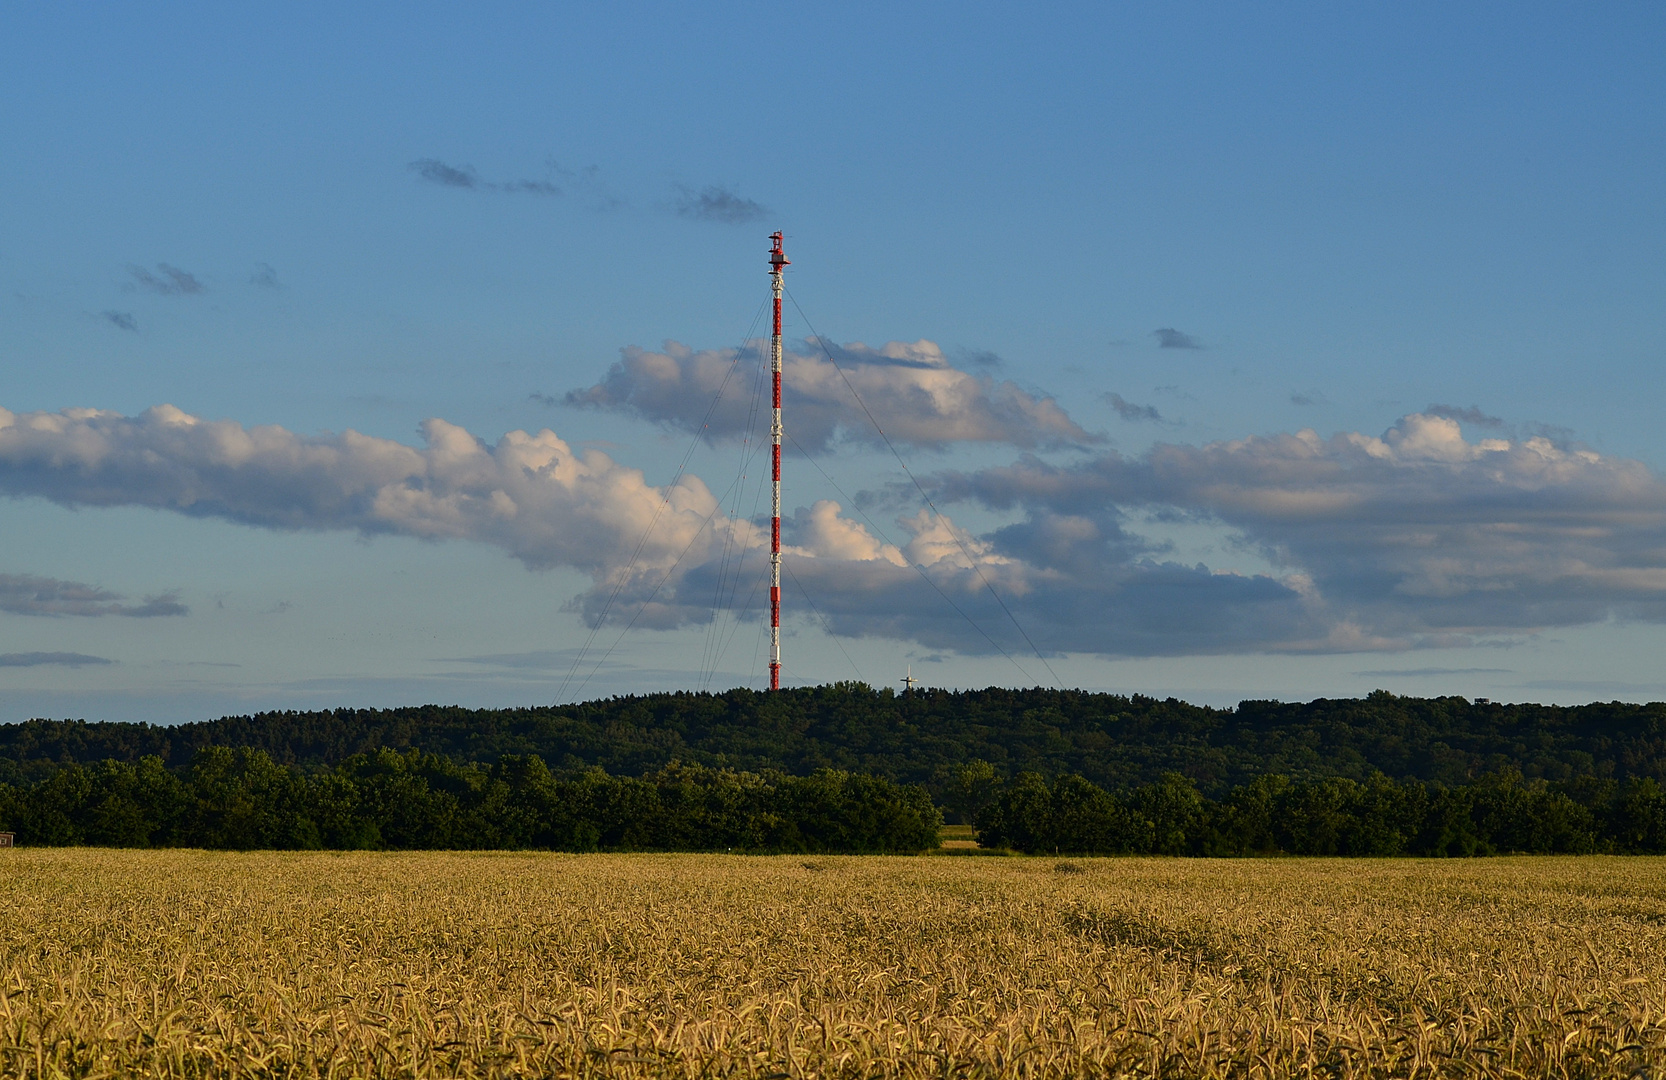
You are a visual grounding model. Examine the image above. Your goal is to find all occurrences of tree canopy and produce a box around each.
[4,687,1663,797]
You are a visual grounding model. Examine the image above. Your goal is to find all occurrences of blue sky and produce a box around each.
[3,3,1665,722]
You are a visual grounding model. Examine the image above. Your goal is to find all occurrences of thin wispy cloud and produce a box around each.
[409,157,752,219]
[958,349,1004,370]
[499,178,562,195]
[442,650,606,671]
[0,573,187,617]
[1154,327,1203,350]
[1524,421,1576,446]
[0,651,114,668]
[115,593,188,617]
[675,185,767,225]
[1104,393,1163,423]
[103,311,138,332]
[528,392,559,407]
[127,263,204,296]
[1426,404,1504,428]
[410,159,481,188]
[409,158,565,196]
[250,262,282,289]
[1354,667,1513,677]
[1290,391,1327,407]
[1521,679,1666,694]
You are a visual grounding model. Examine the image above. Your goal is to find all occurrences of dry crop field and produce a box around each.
[2,852,1665,1078]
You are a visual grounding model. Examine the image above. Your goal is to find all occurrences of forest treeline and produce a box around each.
[5,746,1666,854]
[972,767,1666,856]
[5,687,1666,800]
[0,749,941,853]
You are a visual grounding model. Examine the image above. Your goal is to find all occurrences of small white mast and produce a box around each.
[768,232,788,691]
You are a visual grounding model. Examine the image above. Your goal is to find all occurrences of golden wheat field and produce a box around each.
[3,851,1665,1078]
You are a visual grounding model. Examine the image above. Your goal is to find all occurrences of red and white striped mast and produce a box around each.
[768,231,788,691]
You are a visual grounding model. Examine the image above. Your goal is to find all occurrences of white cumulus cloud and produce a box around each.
[0,405,752,609]
[8,404,1659,659]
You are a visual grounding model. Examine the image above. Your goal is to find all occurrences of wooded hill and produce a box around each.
[4,686,1664,794]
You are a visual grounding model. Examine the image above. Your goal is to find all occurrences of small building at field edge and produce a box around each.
[0,832,13,847]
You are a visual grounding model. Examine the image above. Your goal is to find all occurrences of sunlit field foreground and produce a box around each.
[4,853,1666,1078]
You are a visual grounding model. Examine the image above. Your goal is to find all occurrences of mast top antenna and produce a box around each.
[769,232,789,270]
